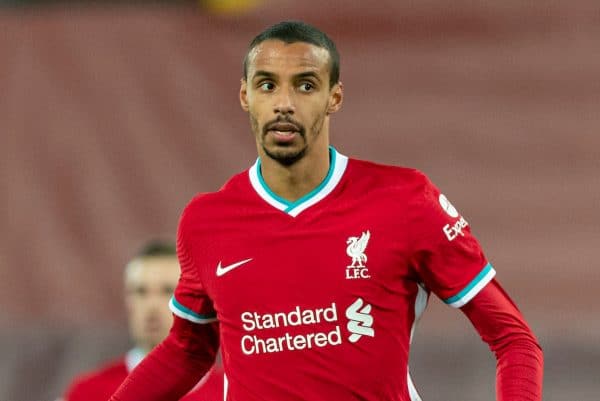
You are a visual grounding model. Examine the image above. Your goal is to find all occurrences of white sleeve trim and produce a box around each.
[444,263,496,308]
[169,296,218,324]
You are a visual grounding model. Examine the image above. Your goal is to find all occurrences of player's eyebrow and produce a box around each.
[252,70,277,81]
[294,71,322,83]
[251,70,322,83]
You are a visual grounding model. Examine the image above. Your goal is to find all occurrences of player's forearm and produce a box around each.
[109,341,202,401]
[494,335,543,401]
[461,280,543,401]
[110,317,219,401]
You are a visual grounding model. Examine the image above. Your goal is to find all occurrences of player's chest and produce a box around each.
[197,207,414,313]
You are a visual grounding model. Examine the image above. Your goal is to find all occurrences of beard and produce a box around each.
[250,112,326,167]
[264,145,307,166]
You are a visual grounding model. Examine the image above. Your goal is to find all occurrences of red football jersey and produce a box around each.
[171,147,495,401]
[63,348,223,401]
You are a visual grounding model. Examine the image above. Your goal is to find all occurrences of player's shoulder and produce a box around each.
[180,170,250,219]
[64,358,126,399]
[68,358,126,386]
[347,157,432,192]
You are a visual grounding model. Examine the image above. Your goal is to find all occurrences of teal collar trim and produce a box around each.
[249,146,348,217]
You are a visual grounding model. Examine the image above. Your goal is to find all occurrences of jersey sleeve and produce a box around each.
[409,173,495,308]
[169,205,218,324]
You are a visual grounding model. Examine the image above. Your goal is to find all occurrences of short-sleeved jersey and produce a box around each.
[63,348,223,401]
[171,147,495,401]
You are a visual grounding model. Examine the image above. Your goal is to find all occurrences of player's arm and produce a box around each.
[408,172,543,400]
[63,377,88,401]
[111,203,219,401]
[110,316,219,401]
[461,279,543,401]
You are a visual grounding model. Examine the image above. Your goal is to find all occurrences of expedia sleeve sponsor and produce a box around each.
[409,175,491,307]
[442,216,469,241]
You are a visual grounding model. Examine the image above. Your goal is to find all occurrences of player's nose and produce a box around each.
[273,87,295,115]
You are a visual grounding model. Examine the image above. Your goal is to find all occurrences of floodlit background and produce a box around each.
[1,1,598,400]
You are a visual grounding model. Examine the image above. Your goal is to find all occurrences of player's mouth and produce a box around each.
[265,122,302,143]
[144,317,163,333]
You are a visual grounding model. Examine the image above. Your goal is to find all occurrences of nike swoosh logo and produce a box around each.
[216,258,253,277]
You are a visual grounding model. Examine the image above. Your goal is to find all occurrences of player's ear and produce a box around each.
[327,81,343,115]
[240,78,249,112]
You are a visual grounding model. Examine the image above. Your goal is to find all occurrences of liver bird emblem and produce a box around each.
[346,230,371,268]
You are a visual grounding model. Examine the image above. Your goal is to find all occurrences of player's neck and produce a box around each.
[259,144,331,203]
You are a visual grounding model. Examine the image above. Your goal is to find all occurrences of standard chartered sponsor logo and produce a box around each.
[345,298,374,343]
[240,303,341,355]
[240,299,374,355]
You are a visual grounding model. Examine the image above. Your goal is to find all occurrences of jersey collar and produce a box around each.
[249,146,348,217]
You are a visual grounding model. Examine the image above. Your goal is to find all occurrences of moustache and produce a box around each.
[263,117,305,136]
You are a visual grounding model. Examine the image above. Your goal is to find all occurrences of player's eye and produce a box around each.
[131,287,147,296]
[259,82,275,92]
[162,286,175,296]
[299,82,314,92]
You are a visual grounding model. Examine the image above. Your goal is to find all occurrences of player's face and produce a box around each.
[124,256,179,352]
[240,40,343,165]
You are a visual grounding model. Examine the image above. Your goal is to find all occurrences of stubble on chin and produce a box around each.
[263,145,306,166]
[251,108,327,167]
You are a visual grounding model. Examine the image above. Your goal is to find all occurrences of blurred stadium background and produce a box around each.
[1,1,598,400]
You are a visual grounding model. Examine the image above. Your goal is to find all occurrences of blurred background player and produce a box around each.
[61,240,223,401]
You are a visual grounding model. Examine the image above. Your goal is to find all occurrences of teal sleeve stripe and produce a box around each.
[444,262,494,305]
[170,296,216,320]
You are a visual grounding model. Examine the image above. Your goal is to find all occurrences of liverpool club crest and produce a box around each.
[346,230,371,279]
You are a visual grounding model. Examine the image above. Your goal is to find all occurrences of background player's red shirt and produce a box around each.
[171,147,495,401]
[64,349,223,401]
